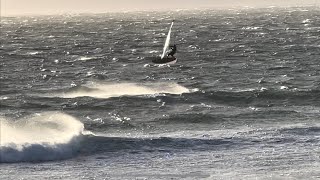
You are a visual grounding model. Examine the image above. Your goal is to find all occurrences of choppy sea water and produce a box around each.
[0,7,320,179]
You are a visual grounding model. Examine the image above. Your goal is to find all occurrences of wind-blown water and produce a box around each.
[0,7,320,179]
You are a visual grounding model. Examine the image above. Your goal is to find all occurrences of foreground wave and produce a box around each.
[0,112,84,163]
[1,111,318,163]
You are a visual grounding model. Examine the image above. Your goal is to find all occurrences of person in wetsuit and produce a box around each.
[167,44,177,58]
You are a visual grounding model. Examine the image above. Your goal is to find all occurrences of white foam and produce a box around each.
[0,112,84,162]
[53,82,189,99]
[77,56,94,61]
[242,26,261,30]
[149,50,159,53]
[0,96,9,100]
[302,19,311,23]
[26,51,41,55]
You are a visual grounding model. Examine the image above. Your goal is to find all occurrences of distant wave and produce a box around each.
[188,88,320,107]
[77,123,320,156]
[79,135,235,155]
[155,113,225,124]
[48,82,189,99]
[0,112,84,163]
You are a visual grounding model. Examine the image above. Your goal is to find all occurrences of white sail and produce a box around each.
[161,22,174,59]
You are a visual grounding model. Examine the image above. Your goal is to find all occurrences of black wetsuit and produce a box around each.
[167,44,177,57]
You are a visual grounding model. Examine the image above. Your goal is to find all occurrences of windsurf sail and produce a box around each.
[161,21,174,59]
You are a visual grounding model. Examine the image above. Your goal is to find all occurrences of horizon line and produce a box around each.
[1,5,319,17]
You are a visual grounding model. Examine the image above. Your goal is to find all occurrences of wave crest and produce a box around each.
[0,112,84,163]
[51,82,189,99]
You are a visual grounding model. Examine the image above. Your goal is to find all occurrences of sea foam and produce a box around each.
[52,82,190,99]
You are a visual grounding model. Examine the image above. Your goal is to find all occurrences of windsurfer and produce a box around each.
[167,44,177,58]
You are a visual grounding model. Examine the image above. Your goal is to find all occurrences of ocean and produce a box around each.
[0,7,320,179]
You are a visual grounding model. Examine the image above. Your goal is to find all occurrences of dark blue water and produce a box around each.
[1,7,320,179]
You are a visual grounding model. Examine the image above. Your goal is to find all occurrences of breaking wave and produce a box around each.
[0,112,84,163]
[50,82,189,99]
